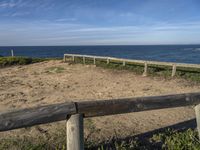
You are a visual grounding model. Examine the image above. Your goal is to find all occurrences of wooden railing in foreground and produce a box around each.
[1,93,200,149]
[64,53,200,77]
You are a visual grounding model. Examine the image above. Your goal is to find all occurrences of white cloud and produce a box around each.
[0,1,17,8]
[1,19,200,45]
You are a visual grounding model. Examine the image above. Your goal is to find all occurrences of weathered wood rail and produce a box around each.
[1,92,200,149]
[64,53,200,77]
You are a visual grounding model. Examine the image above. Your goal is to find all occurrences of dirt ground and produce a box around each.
[0,60,200,142]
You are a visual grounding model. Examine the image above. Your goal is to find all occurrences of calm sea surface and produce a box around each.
[0,45,200,64]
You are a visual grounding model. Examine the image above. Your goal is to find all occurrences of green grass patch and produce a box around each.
[0,138,47,150]
[151,129,200,150]
[175,67,200,83]
[0,129,199,150]
[89,129,200,150]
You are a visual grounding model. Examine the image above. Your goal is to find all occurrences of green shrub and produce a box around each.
[0,57,32,67]
[0,57,49,67]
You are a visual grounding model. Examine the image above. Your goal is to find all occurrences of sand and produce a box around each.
[0,60,199,141]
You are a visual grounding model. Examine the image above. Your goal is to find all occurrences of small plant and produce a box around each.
[45,66,65,73]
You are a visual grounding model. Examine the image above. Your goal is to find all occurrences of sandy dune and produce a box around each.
[0,60,199,141]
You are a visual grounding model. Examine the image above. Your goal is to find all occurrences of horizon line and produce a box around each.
[1,43,200,47]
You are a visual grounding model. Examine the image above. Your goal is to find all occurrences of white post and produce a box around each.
[143,62,148,76]
[63,55,66,62]
[67,114,84,150]
[195,104,200,139]
[123,61,126,66]
[72,56,75,62]
[93,57,96,65]
[83,57,85,64]
[172,64,176,77]
[11,49,14,57]
[107,58,110,64]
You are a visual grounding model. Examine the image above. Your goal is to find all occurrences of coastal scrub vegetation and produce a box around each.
[0,57,60,68]
[0,57,32,67]
[0,57,43,67]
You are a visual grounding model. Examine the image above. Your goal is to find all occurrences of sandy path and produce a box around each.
[0,60,199,141]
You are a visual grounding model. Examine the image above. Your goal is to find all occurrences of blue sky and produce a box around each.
[0,0,200,46]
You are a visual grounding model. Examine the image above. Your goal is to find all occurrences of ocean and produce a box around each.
[0,45,200,64]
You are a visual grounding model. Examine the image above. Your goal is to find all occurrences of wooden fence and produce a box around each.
[64,53,200,77]
[1,93,200,149]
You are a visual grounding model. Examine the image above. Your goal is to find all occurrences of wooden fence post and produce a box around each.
[107,58,109,64]
[93,57,96,65]
[195,104,200,139]
[11,49,14,57]
[143,62,148,76]
[172,64,176,77]
[72,55,75,62]
[123,61,126,66]
[67,114,84,150]
[63,55,66,62]
[83,57,85,64]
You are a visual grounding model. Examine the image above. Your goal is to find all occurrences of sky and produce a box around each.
[0,0,200,46]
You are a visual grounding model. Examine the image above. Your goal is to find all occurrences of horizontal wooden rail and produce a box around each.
[77,92,200,117]
[0,92,200,132]
[0,102,76,132]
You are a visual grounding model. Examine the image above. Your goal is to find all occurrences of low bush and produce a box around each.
[0,57,49,68]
